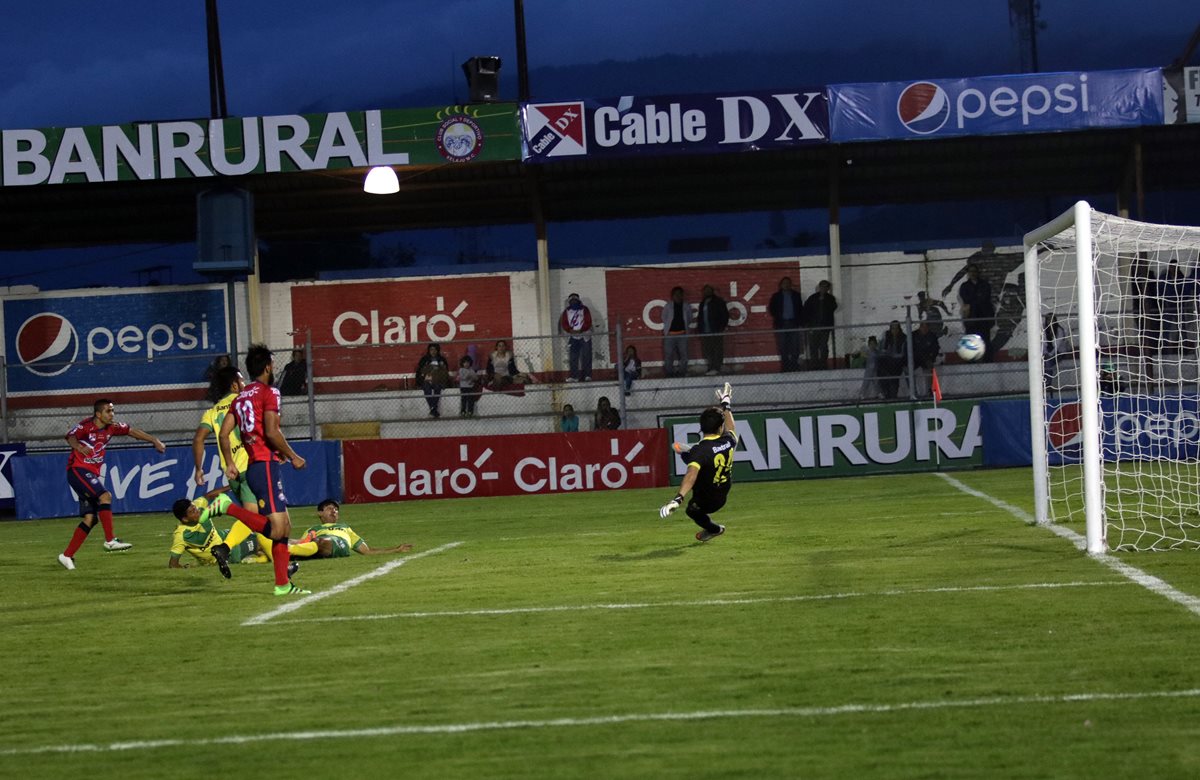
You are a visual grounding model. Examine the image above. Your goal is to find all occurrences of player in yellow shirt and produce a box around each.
[290,499,414,559]
[192,366,256,507]
[168,491,299,579]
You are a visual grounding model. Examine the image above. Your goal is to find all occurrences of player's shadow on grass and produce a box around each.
[596,544,692,562]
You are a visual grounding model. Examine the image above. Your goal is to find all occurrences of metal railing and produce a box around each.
[1,317,1031,449]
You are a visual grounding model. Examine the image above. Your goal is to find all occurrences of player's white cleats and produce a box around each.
[659,495,683,519]
[103,538,132,552]
[716,382,732,410]
[58,554,76,570]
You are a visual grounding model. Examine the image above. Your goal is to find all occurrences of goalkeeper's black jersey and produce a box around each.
[682,430,737,504]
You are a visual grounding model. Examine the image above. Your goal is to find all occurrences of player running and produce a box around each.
[192,365,256,506]
[290,499,414,559]
[215,345,310,596]
[58,399,165,570]
[659,382,736,542]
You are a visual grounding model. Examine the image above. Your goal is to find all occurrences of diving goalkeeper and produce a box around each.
[658,382,737,542]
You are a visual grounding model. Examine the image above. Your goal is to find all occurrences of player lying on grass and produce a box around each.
[289,499,414,559]
[659,382,737,542]
[169,490,298,580]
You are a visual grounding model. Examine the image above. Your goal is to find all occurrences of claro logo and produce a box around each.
[332,296,477,346]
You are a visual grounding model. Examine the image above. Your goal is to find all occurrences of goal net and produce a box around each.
[1026,202,1200,552]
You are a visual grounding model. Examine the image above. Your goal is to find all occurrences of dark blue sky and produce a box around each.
[0,1,1194,129]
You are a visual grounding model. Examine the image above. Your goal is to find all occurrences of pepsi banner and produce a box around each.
[829,68,1163,142]
[521,89,828,161]
[1046,395,1200,466]
[2,288,228,393]
[10,441,341,520]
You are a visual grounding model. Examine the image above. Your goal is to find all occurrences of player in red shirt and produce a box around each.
[58,399,166,570]
[215,344,311,596]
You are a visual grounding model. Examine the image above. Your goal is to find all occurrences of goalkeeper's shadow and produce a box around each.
[595,544,693,563]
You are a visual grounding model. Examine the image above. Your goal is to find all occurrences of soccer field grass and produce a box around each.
[3,468,1200,779]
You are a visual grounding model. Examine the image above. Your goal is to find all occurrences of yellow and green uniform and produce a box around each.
[170,495,264,565]
[293,523,366,558]
[201,392,257,507]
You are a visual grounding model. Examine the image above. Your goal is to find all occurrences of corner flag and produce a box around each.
[931,368,943,403]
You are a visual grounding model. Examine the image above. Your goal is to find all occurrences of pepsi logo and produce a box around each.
[897,82,950,135]
[15,312,78,377]
[1047,401,1083,454]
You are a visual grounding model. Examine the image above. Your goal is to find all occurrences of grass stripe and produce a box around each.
[263,580,1130,625]
[4,687,1198,757]
[240,541,463,626]
[935,472,1200,619]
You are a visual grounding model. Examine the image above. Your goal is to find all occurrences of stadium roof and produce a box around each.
[1,122,1197,250]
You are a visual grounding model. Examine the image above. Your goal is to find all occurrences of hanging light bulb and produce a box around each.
[363,166,399,195]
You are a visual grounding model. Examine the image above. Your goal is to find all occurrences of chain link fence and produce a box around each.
[2,316,1029,450]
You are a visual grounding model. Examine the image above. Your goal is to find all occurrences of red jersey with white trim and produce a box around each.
[230,381,282,464]
[65,418,130,473]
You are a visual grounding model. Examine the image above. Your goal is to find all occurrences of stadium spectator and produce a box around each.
[215,344,311,596]
[58,399,167,570]
[560,403,580,432]
[917,290,951,336]
[910,320,942,398]
[415,343,451,418]
[768,276,804,371]
[620,345,642,397]
[290,499,413,559]
[878,321,907,399]
[559,292,593,382]
[955,263,996,361]
[803,280,838,369]
[193,366,256,507]
[203,353,231,382]
[276,349,308,397]
[696,284,730,375]
[486,339,521,389]
[858,336,881,400]
[661,286,693,378]
[457,355,482,417]
[593,396,621,430]
[659,381,736,542]
[1043,313,1070,396]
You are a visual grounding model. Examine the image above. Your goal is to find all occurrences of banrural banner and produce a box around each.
[0,104,521,187]
[662,400,983,484]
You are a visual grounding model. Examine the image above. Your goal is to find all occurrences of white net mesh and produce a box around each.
[1034,210,1200,550]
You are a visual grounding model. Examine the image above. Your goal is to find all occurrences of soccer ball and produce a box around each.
[956,334,986,362]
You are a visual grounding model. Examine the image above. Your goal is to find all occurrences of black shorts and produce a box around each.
[688,493,727,516]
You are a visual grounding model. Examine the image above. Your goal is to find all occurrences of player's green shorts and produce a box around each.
[229,473,257,508]
[325,536,352,558]
[227,534,260,564]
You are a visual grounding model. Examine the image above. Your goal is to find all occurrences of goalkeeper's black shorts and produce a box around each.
[688,493,728,516]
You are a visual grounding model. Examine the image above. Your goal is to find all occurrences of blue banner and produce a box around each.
[11,441,341,520]
[981,399,1033,467]
[522,88,829,161]
[2,288,228,393]
[1046,395,1200,466]
[0,443,26,512]
[830,68,1163,142]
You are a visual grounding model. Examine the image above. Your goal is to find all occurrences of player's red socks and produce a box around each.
[63,522,91,557]
[272,541,290,586]
[223,502,269,535]
[98,505,114,542]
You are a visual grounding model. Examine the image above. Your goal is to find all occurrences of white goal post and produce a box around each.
[1025,202,1200,554]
